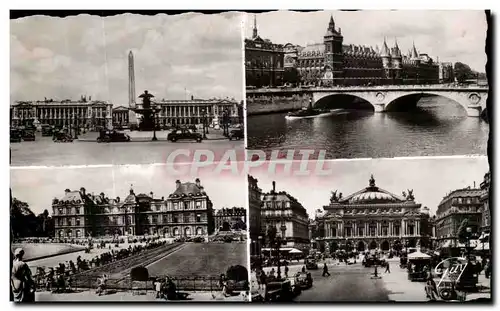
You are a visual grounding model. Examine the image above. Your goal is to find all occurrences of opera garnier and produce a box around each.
[311,175,432,254]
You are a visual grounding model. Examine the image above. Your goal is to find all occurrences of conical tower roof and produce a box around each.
[411,41,419,59]
[380,38,390,57]
[391,38,402,58]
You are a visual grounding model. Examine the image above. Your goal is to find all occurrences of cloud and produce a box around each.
[11,12,244,105]
[245,10,487,72]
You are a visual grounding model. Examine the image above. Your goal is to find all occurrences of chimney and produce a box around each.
[272,181,276,193]
[176,180,181,189]
[150,191,153,198]
[474,181,476,188]
[195,178,201,187]
[65,189,71,193]
[191,95,194,100]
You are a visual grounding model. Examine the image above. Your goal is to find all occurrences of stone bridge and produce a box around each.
[311,85,489,117]
[246,85,489,117]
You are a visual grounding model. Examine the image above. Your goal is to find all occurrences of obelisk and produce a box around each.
[128,51,138,128]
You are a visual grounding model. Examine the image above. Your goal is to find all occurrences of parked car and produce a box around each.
[228,129,244,141]
[294,271,313,289]
[10,128,22,143]
[305,259,319,270]
[53,131,73,143]
[167,128,203,142]
[41,124,55,137]
[97,130,131,143]
[265,279,294,302]
[22,129,36,141]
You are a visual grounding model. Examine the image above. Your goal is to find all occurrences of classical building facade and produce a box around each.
[112,106,130,128]
[214,207,246,231]
[150,98,240,127]
[434,186,483,249]
[52,179,215,239]
[261,181,310,251]
[251,15,443,87]
[244,16,285,88]
[479,172,491,237]
[248,175,263,256]
[10,96,113,129]
[313,175,431,253]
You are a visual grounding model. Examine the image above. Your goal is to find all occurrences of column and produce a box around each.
[353,222,357,237]
[401,219,405,236]
[365,223,368,236]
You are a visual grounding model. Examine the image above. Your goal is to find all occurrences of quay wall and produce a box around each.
[246,92,311,115]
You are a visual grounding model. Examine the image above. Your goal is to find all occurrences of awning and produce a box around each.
[289,249,303,254]
[408,251,431,260]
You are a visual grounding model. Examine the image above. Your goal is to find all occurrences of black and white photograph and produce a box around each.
[244,11,489,160]
[10,12,245,167]
[10,163,249,302]
[248,157,491,302]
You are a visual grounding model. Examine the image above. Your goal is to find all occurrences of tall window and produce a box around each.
[75,207,80,214]
[408,225,414,235]
[173,202,178,210]
[67,218,72,226]
[76,217,80,226]
[358,227,364,237]
[173,214,179,223]
[196,214,202,222]
[370,225,376,237]
[152,215,158,224]
[394,226,400,236]
[196,201,201,208]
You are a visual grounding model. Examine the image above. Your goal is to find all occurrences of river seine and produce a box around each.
[247,96,489,159]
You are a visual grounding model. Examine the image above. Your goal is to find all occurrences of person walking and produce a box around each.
[322,263,331,277]
[11,248,36,303]
[384,261,391,273]
[284,265,289,278]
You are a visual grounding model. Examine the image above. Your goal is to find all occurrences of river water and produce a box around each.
[247,96,489,159]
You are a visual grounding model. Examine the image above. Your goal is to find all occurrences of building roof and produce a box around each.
[438,188,484,206]
[338,175,408,205]
[169,180,207,198]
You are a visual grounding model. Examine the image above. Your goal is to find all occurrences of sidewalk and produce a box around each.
[380,266,428,301]
[35,289,248,302]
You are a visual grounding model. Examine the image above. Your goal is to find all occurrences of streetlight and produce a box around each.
[466,227,472,258]
[152,105,158,141]
[276,235,282,280]
[201,109,207,139]
[205,110,209,135]
[258,235,263,264]
[73,113,79,139]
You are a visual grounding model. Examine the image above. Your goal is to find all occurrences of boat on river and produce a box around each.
[285,108,348,120]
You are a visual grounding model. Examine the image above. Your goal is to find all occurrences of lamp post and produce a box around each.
[205,111,209,135]
[276,235,282,280]
[73,113,79,139]
[201,109,207,139]
[466,227,472,258]
[152,105,158,141]
[258,235,263,263]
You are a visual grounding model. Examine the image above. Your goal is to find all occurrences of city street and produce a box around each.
[294,263,390,302]
[10,130,244,166]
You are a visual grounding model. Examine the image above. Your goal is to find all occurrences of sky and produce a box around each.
[11,12,244,105]
[251,156,489,218]
[10,164,247,215]
[244,10,487,72]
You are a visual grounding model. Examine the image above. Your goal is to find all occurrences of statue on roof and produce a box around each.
[330,190,338,202]
[407,189,414,201]
[369,174,376,187]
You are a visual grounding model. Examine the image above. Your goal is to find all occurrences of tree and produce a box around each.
[454,62,474,83]
[266,225,277,248]
[457,218,470,244]
[231,219,247,231]
[283,68,301,85]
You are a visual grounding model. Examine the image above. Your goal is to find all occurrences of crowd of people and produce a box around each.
[11,239,168,301]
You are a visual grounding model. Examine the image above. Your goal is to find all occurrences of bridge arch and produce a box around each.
[384,91,482,116]
[313,93,375,111]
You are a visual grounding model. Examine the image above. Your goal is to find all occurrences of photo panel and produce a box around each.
[10,12,245,167]
[10,163,249,302]
[244,11,489,160]
[248,156,491,302]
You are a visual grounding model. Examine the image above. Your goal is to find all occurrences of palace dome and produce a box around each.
[348,190,401,204]
[339,175,407,204]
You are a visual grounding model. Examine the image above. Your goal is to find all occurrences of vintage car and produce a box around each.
[22,129,36,141]
[265,279,294,302]
[294,271,313,289]
[53,131,73,143]
[97,130,131,143]
[167,128,203,142]
[305,259,319,270]
[228,129,244,141]
[10,128,22,143]
[41,124,55,137]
